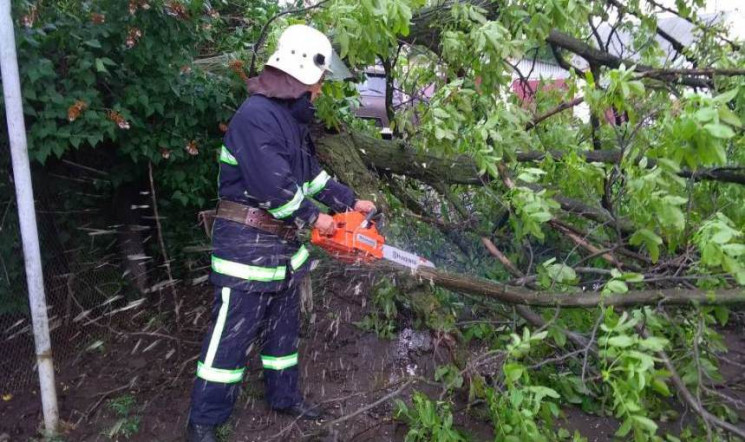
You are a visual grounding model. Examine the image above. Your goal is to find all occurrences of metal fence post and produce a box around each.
[0,0,59,436]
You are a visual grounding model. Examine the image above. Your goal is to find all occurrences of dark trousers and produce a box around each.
[188,284,301,426]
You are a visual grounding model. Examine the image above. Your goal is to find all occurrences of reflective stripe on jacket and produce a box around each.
[210,93,356,292]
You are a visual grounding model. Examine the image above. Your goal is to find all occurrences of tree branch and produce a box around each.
[373,261,745,307]
[645,0,741,52]
[642,328,745,440]
[526,97,585,130]
[605,0,699,67]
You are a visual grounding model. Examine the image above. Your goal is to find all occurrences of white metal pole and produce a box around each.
[0,0,59,436]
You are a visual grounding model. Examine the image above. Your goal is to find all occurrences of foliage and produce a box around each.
[694,212,745,285]
[3,0,745,440]
[394,392,467,442]
[0,0,276,293]
[597,310,670,441]
[103,394,141,440]
[355,278,399,339]
[0,159,26,315]
[486,328,561,442]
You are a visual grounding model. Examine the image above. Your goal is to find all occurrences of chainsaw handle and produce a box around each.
[360,208,377,229]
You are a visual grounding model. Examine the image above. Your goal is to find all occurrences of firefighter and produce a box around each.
[187,25,376,441]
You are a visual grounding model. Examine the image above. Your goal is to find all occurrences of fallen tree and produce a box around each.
[376,262,745,308]
[304,2,745,437]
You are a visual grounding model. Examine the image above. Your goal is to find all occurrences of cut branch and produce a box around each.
[548,219,624,268]
[383,263,745,307]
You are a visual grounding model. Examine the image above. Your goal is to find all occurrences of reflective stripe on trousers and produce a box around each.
[189,284,302,426]
[211,245,309,282]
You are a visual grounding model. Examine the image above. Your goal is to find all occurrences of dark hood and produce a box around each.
[247,66,311,100]
[247,67,316,124]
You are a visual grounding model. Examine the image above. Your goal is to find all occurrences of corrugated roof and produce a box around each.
[510,59,571,80]
[575,12,734,69]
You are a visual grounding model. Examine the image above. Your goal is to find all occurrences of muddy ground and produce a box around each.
[1,266,744,441]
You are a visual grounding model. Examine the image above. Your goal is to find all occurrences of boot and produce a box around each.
[186,422,218,442]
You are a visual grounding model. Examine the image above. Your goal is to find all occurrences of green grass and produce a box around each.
[102,394,141,440]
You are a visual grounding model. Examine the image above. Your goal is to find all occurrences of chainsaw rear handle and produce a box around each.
[315,209,378,237]
[360,208,377,229]
[310,211,385,261]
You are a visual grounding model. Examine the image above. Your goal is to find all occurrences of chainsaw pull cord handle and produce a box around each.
[360,208,377,230]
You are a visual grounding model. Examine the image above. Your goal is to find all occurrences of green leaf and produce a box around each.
[622,272,645,283]
[616,418,633,437]
[503,363,524,382]
[95,58,108,73]
[639,336,668,351]
[713,88,739,104]
[704,123,735,139]
[713,306,729,326]
[432,108,450,119]
[651,378,671,396]
[545,263,577,283]
[605,280,629,294]
[658,205,685,231]
[722,244,745,257]
[694,107,717,123]
[607,335,634,348]
[718,107,743,128]
[711,229,734,244]
[631,415,659,433]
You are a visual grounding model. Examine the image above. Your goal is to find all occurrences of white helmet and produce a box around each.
[266,25,334,86]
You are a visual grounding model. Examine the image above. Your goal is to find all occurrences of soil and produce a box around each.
[1,266,744,442]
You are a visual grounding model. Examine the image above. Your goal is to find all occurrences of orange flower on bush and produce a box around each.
[90,13,106,24]
[185,140,199,156]
[229,60,249,82]
[165,1,189,19]
[22,5,38,28]
[107,110,130,130]
[67,100,88,122]
[126,28,143,49]
[219,123,228,133]
[128,0,150,15]
[161,148,171,160]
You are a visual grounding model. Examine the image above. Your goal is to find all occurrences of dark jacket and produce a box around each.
[210,91,356,292]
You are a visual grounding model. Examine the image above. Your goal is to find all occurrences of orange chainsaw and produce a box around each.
[310,210,435,270]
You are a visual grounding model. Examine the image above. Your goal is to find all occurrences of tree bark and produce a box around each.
[374,261,745,308]
[316,132,745,190]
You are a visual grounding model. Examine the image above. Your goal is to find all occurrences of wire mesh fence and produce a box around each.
[0,153,157,396]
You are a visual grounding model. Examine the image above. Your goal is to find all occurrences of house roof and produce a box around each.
[575,11,739,69]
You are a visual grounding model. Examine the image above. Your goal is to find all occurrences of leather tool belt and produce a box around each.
[214,200,298,240]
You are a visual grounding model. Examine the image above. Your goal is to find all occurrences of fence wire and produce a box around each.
[0,155,152,396]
